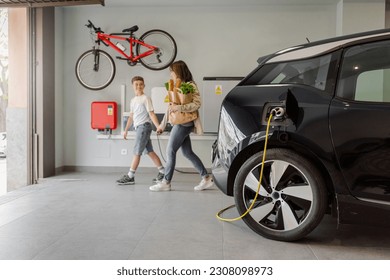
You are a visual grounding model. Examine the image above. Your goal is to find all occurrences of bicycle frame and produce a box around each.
[96,32,157,63]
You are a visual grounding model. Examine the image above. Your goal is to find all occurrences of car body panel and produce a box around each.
[212,84,342,195]
[330,98,390,202]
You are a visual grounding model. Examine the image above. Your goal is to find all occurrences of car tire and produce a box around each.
[234,148,327,241]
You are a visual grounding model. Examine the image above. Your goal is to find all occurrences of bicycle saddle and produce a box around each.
[122,25,139,33]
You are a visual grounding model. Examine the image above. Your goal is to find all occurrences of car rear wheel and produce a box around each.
[234,148,327,241]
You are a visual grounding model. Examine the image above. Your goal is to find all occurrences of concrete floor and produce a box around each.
[0,169,390,260]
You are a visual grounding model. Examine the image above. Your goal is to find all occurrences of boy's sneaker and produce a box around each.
[194,176,214,191]
[116,174,127,183]
[152,172,164,183]
[149,181,171,192]
[117,175,135,185]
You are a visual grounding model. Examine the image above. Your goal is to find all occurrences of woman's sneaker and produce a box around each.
[149,181,171,192]
[117,175,135,185]
[194,176,214,191]
[152,172,164,183]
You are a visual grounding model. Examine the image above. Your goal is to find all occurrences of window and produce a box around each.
[337,40,390,102]
[244,53,334,92]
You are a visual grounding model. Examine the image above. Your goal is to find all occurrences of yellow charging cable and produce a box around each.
[216,113,274,222]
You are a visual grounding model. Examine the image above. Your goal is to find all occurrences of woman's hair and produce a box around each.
[169,60,193,82]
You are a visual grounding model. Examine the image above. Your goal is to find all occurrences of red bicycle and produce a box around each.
[75,20,177,90]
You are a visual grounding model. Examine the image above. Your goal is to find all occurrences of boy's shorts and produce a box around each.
[133,122,154,155]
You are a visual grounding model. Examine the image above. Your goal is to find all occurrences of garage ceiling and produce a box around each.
[0,0,104,7]
[104,0,377,7]
[0,0,382,7]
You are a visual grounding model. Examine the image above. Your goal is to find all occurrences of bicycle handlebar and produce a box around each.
[86,20,102,33]
[86,20,108,46]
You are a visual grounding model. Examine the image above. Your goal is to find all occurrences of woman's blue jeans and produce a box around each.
[164,124,208,183]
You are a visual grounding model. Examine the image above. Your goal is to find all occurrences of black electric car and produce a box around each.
[212,29,390,241]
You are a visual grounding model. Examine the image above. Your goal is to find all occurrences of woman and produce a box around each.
[149,60,214,192]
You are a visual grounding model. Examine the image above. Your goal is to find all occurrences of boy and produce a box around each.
[116,76,164,185]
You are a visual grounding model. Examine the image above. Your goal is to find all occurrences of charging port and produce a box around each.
[262,102,292,127]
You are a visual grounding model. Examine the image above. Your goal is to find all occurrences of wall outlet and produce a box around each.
[121,149,127,155]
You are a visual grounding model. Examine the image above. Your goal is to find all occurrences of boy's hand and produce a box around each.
[123,131,128,140]
[156,127,163,135]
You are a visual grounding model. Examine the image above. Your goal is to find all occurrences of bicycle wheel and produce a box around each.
[75,49,116,90]
[137,29,177,70]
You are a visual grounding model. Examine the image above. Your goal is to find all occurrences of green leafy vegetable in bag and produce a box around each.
[164,81,194,95]
[180,82,195,95]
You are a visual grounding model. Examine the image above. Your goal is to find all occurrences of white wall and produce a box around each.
[55,1,385,170]
[340,1,385,34]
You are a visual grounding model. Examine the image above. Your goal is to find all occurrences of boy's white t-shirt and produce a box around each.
[130,94,154,128]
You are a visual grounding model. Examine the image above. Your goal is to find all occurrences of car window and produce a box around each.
[244,54,333,92]
[337,40,390,102]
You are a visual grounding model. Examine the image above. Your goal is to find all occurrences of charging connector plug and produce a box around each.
[262,103,292,127]
[270,107,285,120]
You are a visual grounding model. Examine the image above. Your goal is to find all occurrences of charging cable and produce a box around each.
[216,111,274,222]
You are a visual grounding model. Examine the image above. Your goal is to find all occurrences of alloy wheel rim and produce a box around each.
[242,159,314,232]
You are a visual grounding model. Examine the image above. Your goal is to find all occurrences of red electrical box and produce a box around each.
[91,101,118,130]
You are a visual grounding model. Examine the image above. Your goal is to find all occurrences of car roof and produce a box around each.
[263,28,390,63]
